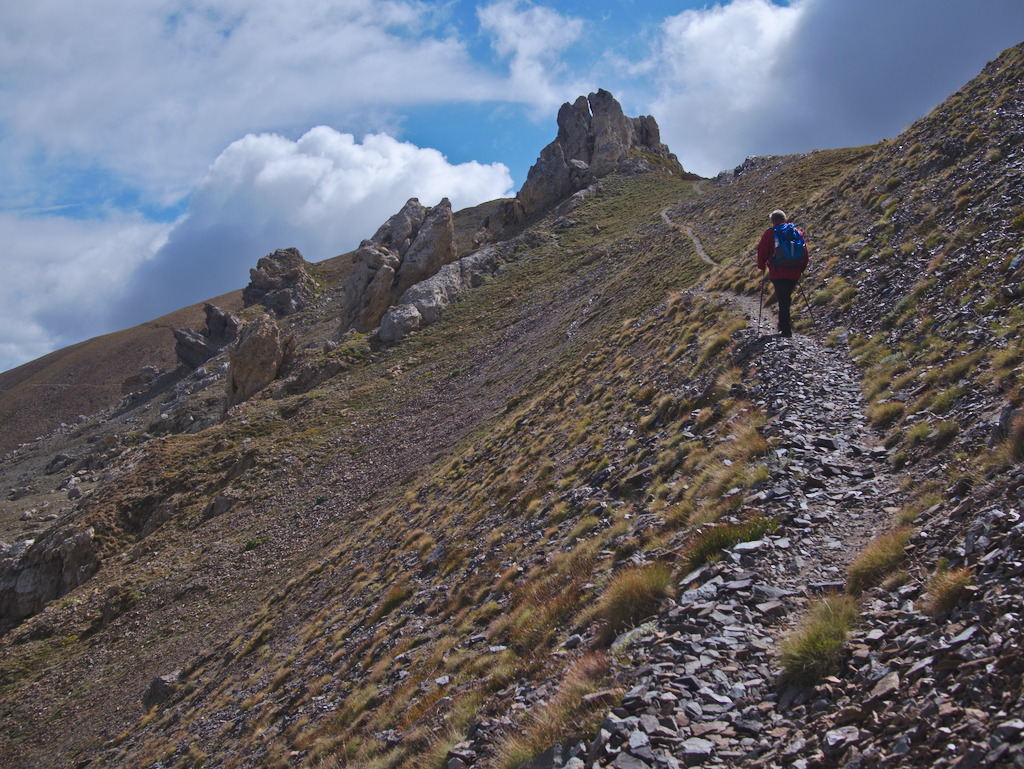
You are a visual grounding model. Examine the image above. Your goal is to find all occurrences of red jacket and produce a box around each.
[757,225,809,280]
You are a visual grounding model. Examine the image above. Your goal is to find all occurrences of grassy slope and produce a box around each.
[21,160,854,768]
[710,42,1024,474]
[2,41,1023,769]
[0,173,713,767]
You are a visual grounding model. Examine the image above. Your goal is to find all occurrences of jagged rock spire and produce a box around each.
[482,89,683,238]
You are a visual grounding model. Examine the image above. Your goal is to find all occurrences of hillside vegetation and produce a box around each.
[1,42,1023,769]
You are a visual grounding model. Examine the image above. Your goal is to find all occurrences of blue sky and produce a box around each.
[1,0,1022,374]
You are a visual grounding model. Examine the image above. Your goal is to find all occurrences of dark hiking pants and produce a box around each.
[772,278,798,337]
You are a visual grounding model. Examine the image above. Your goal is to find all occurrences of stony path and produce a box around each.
[661,207,716,267]
[562,301,908,769]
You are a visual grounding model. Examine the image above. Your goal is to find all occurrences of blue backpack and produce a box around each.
[772,223,806,268]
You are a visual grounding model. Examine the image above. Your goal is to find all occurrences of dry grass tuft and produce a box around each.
[595,563,673,646]
[921,565,973,620]
[778,594,859,686]
[846,528,913,595]
[493,652,615,769]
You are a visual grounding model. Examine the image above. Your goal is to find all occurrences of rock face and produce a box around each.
[225,314,295,408]
[378,245,502,344]
[243,248,317,317]
[0,526,100,631]
[482,89,683,236]
[344,198,457,333]
[173,303,242,369]
[344,105,670,342]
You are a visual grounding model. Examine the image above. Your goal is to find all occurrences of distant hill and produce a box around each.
[0,292,238,456]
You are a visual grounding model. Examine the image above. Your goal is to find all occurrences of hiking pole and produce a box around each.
[798,280,818,326]
[756,270,765,337]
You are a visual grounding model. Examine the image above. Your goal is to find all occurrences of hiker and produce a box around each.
[756,209,809,338]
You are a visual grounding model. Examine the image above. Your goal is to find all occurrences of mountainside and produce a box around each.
[0,293,235,457]
[1,48,1023,769]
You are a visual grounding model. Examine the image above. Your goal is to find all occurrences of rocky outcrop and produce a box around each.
[344,198,457,333]
[0,526,100,631]
[173,303,242,369]
[225,314,295,408]
[479,90,684,238]
[243,247,317,317]
[378,245,502,344]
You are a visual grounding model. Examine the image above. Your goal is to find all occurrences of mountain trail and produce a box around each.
[662,206,715,267]
[580,291,907,768]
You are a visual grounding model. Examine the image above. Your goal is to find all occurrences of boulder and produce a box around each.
[225,315,295,408]
[121,365,161,394]
[379,304,423,345]
[44,453,77,476]
[142,671,181,712]
[203,494,237,521]
[376,245,503,345]
[400,262,464,325]
[242,247,317,316]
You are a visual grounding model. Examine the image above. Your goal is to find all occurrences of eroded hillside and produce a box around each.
[1,42,1023,769]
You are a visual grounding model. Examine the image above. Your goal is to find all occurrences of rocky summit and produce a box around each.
[2,49,1024,769]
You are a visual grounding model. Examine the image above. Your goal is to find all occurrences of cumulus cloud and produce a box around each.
[649,0,1024,177]
[649,0,805,176]
[0,213,168,373]
[0,0,499,207]
[112,127,514,327]
[478,0,589,110]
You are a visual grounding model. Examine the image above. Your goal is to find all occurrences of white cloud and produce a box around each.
[478,0,588,110]
[0,213,168,373]
[649,0,805,176]
[111,127,514,328]
[0,0,499,207]
[647,0,1024,177]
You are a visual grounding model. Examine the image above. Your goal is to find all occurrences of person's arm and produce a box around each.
[757,229,772,271]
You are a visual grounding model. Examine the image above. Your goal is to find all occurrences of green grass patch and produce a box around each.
[681,516,777,572]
